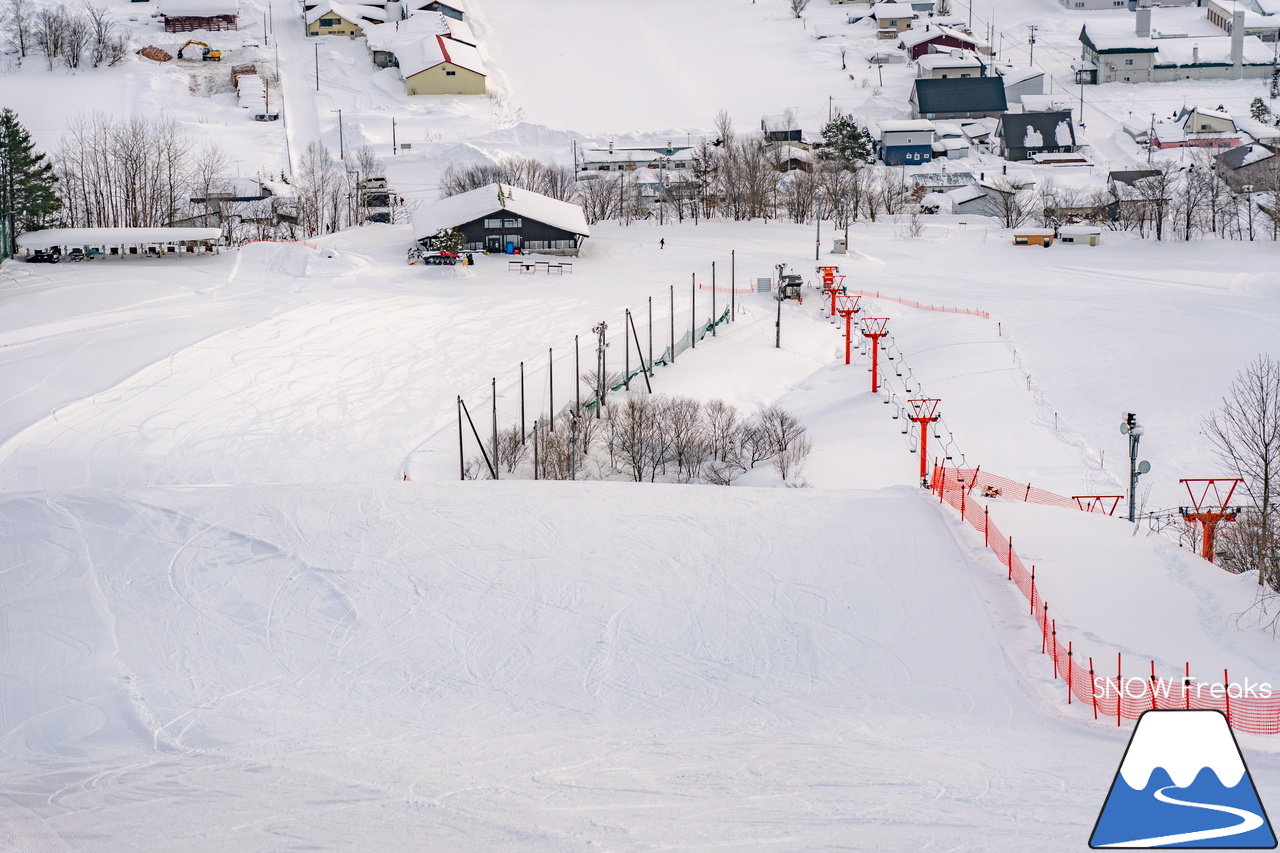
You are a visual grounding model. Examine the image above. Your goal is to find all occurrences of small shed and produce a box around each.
[1058,226,1100,246]
[1012,228,1055,247]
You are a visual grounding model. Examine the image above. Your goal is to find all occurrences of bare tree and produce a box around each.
[1,0,34,58]
[574,173,621,224]
[493,424,528,473]
[713,109,734,147]
[606,395,665,482]
[789,0,809,16]
[757,405,811,481]
[32,6,66,69]
[983,178,1033,228]
[660,396,709,481]
[1202,354,1280,592]
[295,141,342,236]
[61,7,88,68]
[440,155,576,201]
[55,112,204,228]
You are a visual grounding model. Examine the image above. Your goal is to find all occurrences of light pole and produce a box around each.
[814,189,822,260]
[1244,183,1255,241]
[1121,412,1151,523]
[315,42,320,91]
[331,109,345,160]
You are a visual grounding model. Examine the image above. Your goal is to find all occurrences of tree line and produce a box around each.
[2,0,129,70]
[474,395,814,487]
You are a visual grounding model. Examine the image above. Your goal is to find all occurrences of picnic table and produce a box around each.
[507,260,575,274]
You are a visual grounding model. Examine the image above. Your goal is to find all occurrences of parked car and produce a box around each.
[68,248,86,262]
[25,251,59,264]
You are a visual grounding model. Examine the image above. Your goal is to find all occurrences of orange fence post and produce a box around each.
[1150,661,1158,710]
[984,506,989,546]
[1029,566,1036,615]
[1117,653,1123,727]
[1067,641,1073,703]
[1184,662,1190,710]
[1224,668,1231,727]
[1052,619,1058,678]
[1007,536,1013,580]
[1089,657,1099,720]
[1041,603,1049,654]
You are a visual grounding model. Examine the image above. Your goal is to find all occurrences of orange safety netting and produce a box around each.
[847,290,990,320]
[931,465,1280,733]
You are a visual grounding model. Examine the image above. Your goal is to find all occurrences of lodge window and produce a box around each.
[1124,58,1133,65]
[320,17,339,26]
[445,70,456,76]
[483,218,503,228]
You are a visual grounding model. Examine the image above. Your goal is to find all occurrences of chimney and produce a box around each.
[1135,1,1151,39]
[1192,44,1199,63]
[1232,9,1245,77]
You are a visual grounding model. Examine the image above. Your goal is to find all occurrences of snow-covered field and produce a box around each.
[6,0,1280,848]
[3,217,1280,849]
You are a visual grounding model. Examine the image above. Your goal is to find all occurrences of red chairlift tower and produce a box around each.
[861,317,889,392]
[817,265,844,316]
[835,294,861,364]
[1178,478,1243,564]
[1071,495,1124,516]
[907,398,940,485]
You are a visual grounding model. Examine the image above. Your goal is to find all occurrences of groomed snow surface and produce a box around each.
[3,219,1280,850]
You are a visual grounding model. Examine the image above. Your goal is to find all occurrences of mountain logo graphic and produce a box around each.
[1090,709,1276,848]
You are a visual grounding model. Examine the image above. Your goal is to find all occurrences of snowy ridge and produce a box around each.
[1119,711,1246,790]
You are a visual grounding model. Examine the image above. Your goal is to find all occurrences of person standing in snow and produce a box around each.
[659,238,665,249]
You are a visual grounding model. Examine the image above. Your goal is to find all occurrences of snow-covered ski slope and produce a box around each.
[3,218,1280,849]
[1,481,1116,850]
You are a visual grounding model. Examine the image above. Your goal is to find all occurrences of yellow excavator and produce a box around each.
[177,40,221,61]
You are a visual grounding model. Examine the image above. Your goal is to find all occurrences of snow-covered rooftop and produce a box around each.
[916,52,982,70]
[900,25,981,49]
[364,18,485,77]
[871,2,913,18]
[945,185,986,204]
[1155,35,1274,66]
[878,119,936,133]
[17,227,223,248]
[442,13,476,45]
[306,1,385,25]
[999,67,1044,86]
[411,183,589,240]
[157,0,238,15]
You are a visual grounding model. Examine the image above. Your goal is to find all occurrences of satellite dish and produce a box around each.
[1137,460,1151,475]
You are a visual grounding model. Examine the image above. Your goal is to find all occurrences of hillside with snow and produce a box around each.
[4,0,1280,849]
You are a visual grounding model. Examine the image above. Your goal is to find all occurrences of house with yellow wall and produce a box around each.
[306,1,385,37]
[364,16,486,95]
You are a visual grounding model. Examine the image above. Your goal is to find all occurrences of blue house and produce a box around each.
[877,120,936,165]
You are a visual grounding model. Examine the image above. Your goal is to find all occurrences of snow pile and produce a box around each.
[1055,120,1073,146]
[236,71,265,113]
[1023,126,1044,148]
